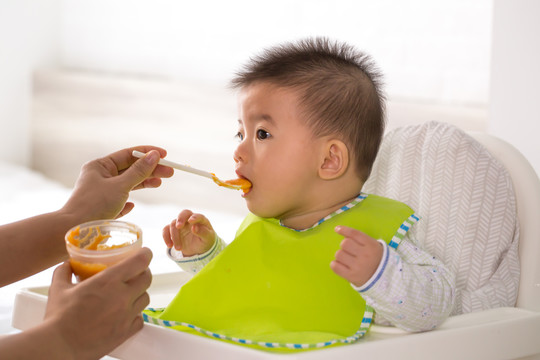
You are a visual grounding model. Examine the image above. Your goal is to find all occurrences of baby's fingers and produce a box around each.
[335,225,363,239]
[169,219,184,250]
[193,223,215,243]
[187,213,212,227]
[189,214,215,241]
[339,237,364,257]
[176,209,194,229]
[334,247,357,267]
[335,226,373,246]
[330,259,350,279]
[162,223,173,248]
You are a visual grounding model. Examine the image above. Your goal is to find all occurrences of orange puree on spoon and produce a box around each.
[131,150,252,193]
[212,176,252,193]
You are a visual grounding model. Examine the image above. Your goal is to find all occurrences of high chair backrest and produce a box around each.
[362,122,539,313]
[467,131,540,311]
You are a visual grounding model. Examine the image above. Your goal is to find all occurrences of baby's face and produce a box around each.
[234,82,326,220]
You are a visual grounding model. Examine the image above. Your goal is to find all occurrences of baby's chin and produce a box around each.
[245,202,280,219]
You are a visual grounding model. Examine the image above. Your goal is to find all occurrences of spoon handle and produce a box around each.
[132,150,214,179]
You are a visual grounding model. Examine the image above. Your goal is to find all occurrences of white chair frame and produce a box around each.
[12,132,540,359]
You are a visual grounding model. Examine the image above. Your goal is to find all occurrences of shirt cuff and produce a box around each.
[352,239,389,292]
[168,234,220,262]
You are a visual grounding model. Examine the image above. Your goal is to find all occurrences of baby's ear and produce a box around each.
[319,140,349,180]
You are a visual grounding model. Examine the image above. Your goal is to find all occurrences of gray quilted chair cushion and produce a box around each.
[363,121,519,314]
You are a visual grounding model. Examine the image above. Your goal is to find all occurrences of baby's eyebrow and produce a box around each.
[258,114,275,124]
[238,114,275,126]
[249,114,275,126]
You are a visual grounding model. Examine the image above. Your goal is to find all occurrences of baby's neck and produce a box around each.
[279,194,360,231]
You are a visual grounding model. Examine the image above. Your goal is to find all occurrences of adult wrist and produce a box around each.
[18,318,77,360]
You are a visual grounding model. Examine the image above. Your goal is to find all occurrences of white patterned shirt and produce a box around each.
[168,195,456,332]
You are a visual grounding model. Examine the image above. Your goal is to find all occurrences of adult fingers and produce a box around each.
[116,150,161,190]
[125,268,153,296]
[116,202,135,219]
[114,314,145,346]
[132,291,151,314]
[128,146,173,181]
[106,146,168,173]
[127,315,145,338]
[50,262,74,291]
[110,247,153,283]
[136,177,163,190]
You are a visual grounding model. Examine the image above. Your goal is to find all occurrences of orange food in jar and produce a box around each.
[69,259,108,281]
[66,226,81,247]
[96,243,130,250]
[66,225,132,280]
[85,230,111,250]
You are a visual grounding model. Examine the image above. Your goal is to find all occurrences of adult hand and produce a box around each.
[62,146,174,222]
[0,146,173,286]
[44,247,153,359]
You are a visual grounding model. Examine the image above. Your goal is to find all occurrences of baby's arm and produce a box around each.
[331,226,455,332]
[162,210,226,273]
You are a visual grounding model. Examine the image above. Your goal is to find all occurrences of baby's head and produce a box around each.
[231,37,385,182]
[231,38,385,227]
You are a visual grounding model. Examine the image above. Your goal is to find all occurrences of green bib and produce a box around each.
[144,194,418,350]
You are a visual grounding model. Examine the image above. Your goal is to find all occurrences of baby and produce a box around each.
[146,38,455,349]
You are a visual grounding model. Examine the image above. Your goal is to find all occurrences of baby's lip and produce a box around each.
[235,170,249,181]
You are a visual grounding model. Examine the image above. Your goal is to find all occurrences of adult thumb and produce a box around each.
[50,262,74,291]
[120,150,160,189]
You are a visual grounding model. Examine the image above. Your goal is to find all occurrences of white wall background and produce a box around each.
[60,0,492,106]
[0,0,60,166]
[1,0,539,176]
[489,0,540,178]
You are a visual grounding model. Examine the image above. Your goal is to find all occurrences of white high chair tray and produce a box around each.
[12,271,540,360]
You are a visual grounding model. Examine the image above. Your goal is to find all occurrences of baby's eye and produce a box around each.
[256,129,271,140]
[234,132,244,141]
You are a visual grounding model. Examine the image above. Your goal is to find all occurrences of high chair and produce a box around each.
[12,122,540,359]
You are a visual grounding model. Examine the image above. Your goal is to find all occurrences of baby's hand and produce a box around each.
[330,226,383,287]
[162,210,216,257]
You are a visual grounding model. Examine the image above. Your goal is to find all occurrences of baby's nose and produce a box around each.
[233,144,246,164]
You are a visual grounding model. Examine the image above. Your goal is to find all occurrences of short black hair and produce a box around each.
[231,37,386,181]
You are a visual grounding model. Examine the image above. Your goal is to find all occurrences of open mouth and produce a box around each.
[241,184,252,196]
[235,172,252,196]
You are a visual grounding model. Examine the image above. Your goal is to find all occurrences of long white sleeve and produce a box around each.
[356,234,456,332]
